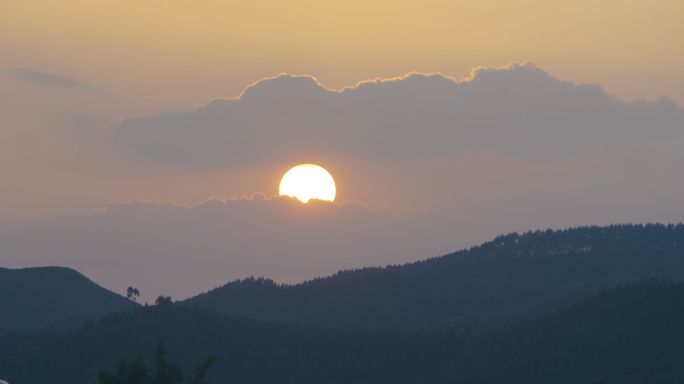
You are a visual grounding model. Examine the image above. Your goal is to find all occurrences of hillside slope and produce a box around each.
[0,266,139,329]
[451,278,684,384]
[184,224,684,330]
[0,303,461,384]
[2,279,684,384]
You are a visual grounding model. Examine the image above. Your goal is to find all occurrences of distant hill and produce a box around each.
[184,223,684,330]
[2,278,684,384]
[0,266,139,329]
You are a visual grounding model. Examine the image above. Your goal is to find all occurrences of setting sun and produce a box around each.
[279,164,336,203]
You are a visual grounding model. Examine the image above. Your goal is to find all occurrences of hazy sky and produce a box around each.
[1,0,683,301]
[3,0,683,111]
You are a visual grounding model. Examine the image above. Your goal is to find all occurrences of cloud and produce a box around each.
[4,182,684,303]
[115,62,683,167]
[3,63,684,303]
[9,68,88,89]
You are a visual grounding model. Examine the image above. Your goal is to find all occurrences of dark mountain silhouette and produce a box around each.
[0,301,461,384]
[2,279,684,384]
[0,266,139,329]
[449,278,684,384]
[184,223,684,331]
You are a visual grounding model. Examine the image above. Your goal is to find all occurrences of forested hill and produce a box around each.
[450,278,684,384]
[0,267,139,329]
[0,301,463,384]
[407,223,684,283]
[2,279,684,384]
[184,224,684,330]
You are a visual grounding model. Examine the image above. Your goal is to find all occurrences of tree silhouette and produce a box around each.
[97,341,216,384]
[126,287,140,301]
[188,355,218,384]
[155,296,172,306]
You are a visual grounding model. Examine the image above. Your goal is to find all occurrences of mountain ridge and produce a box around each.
[183,223,684,330]
[0,266,139,329]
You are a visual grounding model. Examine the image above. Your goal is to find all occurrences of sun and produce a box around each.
[279,164,336,203]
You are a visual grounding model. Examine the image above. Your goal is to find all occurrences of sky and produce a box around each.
[1,0,683,302]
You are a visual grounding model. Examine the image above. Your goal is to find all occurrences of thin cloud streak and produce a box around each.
[8,68,89,89]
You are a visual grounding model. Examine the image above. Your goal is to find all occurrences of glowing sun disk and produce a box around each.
[279,164,336,203]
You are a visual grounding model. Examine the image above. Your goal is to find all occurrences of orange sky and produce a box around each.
[2,0,684,298]
[2,0,683,114]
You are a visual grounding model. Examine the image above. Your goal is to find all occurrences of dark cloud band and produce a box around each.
[116,62,683,168]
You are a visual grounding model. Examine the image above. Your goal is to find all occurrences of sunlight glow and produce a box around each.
[279,164,336,203]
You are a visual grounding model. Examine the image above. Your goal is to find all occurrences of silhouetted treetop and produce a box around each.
[97,341,215,384]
